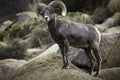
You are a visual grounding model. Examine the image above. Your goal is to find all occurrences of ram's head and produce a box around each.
[36,0,67,22]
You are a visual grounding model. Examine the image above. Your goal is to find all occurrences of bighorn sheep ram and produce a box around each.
[36,0,102,77]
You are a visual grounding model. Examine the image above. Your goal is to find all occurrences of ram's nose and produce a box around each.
[44,16,50,22]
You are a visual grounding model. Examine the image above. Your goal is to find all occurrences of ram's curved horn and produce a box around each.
[48,0,67,16]
[36,3,47,18]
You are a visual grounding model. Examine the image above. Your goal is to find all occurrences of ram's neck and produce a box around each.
[47,17,58,33]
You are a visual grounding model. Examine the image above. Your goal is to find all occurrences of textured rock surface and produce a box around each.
[100,33,119,67]
[5,52,101,80]
[105,26,120,34]
[99,67,120,80]
[0,59,27,79]
[106,35,120,68]
[69,47,91,69]
[0,20,13,31]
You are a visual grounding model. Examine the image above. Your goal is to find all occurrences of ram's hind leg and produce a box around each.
[91,42,102,77]
[84,48,95,75]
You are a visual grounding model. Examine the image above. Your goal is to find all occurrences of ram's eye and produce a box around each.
[40,12,44,15]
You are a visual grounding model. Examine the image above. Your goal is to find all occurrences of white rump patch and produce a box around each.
[94,27,101,44]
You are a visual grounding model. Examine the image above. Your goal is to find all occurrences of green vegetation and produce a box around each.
[0,31,8,41]
[8,20,35,39]
[0,39,27,60]
[30,20,53,48]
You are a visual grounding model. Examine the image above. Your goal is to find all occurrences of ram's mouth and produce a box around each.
[44,17,50,22]
[45,19,50,22]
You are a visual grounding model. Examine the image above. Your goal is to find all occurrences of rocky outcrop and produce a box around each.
[105,26,120,34]
[0,59,27,79]
[100,33,119,67]
[106,35,120,68]
[0,20,13,31]
[5,51,101,80]
[69,48,91,69]
[99,67,120,80]
[95,13,120,32]
[28,44,59,62]
[3,36,120,80]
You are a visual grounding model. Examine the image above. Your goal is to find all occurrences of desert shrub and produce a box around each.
[8,20,35,39]
[30,20,54,48]
[0,31,8,41]
[0,39,27,60]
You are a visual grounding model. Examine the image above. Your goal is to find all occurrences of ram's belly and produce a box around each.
[69,37,89,48]
[70,42,89,48]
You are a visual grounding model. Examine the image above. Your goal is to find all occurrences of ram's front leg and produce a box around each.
[59,40,69,69]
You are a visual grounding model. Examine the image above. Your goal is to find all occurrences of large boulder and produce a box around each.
[106,35,120,68]
[5,50,101,80]
[0,59,27,79]
[105,26,120,34]
[100,27,120,68]
[69,47,91,69]
[95,13,120,32]
[100,33,119,67]
[0,20,13,31]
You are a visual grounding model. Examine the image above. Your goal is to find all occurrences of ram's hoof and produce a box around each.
[62,65,69,70]
[93,72,99,77]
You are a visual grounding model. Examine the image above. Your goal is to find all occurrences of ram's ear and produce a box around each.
[36,3,47,18]
[48,0,67,16]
